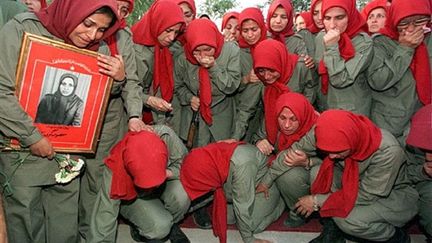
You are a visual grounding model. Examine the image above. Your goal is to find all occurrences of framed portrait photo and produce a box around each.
[12,32,113,154]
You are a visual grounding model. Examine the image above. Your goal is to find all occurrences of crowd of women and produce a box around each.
[0,0,431,242]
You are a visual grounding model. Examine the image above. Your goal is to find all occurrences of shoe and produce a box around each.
[192,207,212,229]
[169,224,190,243]
[386,227,410,243]
[284,216,306,228]
[309,218,345,243]
[129,226,164,243]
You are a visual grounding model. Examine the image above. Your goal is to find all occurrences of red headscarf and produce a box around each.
[406,104,432,150]
[274,93,319,151]
[171,0,196,18]
[253,39,299,150]
[267,0,295,43]
[184,19,224,125]
[318,0,367,94]
[221,11,239,31]
[104,131,168,200]
[308,0,323,34]
[312,110,382,218]
[180,142,243,243]
[169,0,197,45]
[238,7,267,53]
[39,0,47,9]
[106,0,135,56]
[360,0,387,21]
[380,0,431,105]
[36,0,120,51]
[132,0,184,102]
[297,12,314,30]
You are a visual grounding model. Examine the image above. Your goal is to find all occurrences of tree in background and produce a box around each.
[127,0,153,26]
[199,0,238,19]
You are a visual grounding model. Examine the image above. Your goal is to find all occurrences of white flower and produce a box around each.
[70,158,84,172]
[55,169,80,184]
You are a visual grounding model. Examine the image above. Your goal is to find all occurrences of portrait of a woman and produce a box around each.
[35,72,84,126]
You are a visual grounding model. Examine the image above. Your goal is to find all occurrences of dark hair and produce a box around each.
[94,6,117,28]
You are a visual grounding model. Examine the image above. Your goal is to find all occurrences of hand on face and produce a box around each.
[98,54,126,81]
[323,28,341,46]
[194,54,215,68]
[398,27,425,49]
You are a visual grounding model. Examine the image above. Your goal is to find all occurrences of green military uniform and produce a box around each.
[125,42,182,129]
[283,34,308,55]
[367,34,431,144]
[88,125,190,242]
[258,129,321,223]
[232,47,263,141]
[406,146,432,236]
[223,144,285,243]
[174,41,241,146]
[314,130,418,241]
[0,1,26,29]
[315,32,373,116]
[0,13,80,243]
[297,29,316,59]
[79,27,138,239]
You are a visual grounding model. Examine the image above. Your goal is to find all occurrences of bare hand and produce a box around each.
[399,27,425,49]
[98,54,126,81]
[190,96,200,111]
[128,118,154,132]
[242,70,261,84]
[223,29,236,42]
[166,169,173,179]
[253,239,273,243]
[255,183,270,199]
[283,149,308,167]
[256,139,274,156]
[146,96,172,112]
[295,195,315,217]
[423,162,432,178]
[301,54,315,69]
[194,55,215,68]
[29,137,55,159]
[323,29,341,47]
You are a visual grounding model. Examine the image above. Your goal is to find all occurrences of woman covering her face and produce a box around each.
[367,0,431,144]
[0,0,120,241]
[175,18,240,147]
[35,73,84,126]
[315,0,373,117]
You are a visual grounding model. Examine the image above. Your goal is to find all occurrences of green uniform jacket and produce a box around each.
[232,47,263,141]
[0,1,26,29]
[174,42,241,144]
[315,130,417,226]
[406,146,432,184]
[0,13,127,186]
[315,32,373,116]
[88,125,188,242]
[297,29,316,58]
[367,34,431,139]
[259,128,321,188]
[284,34,308,55]
[126,42,181,125]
